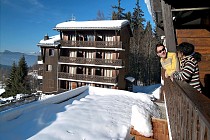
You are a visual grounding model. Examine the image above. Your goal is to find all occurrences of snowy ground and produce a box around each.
[0,88,5,96]
[0,85,162,140]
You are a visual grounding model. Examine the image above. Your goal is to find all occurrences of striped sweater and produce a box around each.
[173,55,202,93]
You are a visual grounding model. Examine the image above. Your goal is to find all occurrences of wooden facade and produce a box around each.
[37,20,132,94]
[150,0,210,139]
[176,29,210,92]
[151,0,210,96]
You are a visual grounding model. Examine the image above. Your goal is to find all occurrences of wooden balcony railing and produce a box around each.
[37,85,43,91]
[163,72,210,139]
[37,56,43,61]
[60,40,122,48]
[58,72,117,84]
[38,70,43,76]
[59,56,123,66]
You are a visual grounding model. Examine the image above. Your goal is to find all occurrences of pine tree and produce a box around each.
[129,0,146,85]
[143,22,153,85]
[124,11,132,22]
[131,0,145,30]
[3,62,17,97]
[112,0,126,20]
[16,55,30,94]
[17,55,28,83]
[110,0,160,85]
[2,55,30,98]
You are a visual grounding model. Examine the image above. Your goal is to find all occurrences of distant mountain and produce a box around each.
[0,50,38,66]
[0,64,12,69]
[0,64,12,81]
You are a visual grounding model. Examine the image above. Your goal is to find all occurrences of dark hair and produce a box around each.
[192,52,202,62]
[178,42,202,62]
[155,43,165,52]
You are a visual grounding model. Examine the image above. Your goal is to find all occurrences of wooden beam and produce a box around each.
[171,7,210,12]
[161,0,177,52]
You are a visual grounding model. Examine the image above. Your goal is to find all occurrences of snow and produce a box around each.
[144,0,152,16]
[131,105,153,137]
[39,35,60,44]
[54,20,129,30]
[0,88,5,95]
[0,85,161,140]
[133,84,161,100]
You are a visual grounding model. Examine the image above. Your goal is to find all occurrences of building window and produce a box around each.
[49,49,54,56]
[46,65,52,71]
[95,68,101,76]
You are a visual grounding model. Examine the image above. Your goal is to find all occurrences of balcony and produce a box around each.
[58,72,117,84]
[37,56,43,64]
[36,85,43,92]
[59,56,123,66]
[60,40,122,48]
[162,70,210,139]
[37,70,43,79]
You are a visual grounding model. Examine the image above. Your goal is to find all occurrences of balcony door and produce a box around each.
[95,68,102,76]
[96,52,102,59]
[77,51,84,57]
[77,67,83,74]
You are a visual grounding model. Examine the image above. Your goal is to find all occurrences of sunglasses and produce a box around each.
[157,48,165,53]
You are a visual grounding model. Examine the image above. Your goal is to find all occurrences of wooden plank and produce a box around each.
[183,99,188,140]
[177,38,210,46]
[198,119,205,140]
[201,55,210,61]
[130,118,169,140]
[161,0,176,52]
[199,71,210,81]
[199,71,210,86]
[192,110,198,140]
[130,126,155,140]
[195,47,210,54]
[176,29,210,38]
[188,104,193,140]
[199,62,210,71]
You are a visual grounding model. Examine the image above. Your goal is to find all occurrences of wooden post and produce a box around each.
[161,0,177,52]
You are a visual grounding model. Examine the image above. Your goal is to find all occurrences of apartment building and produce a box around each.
[37,20,132,94]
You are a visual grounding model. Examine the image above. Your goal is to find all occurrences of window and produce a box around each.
[49,49,54,56]
[46,65,52,71]
[86,68,92,75]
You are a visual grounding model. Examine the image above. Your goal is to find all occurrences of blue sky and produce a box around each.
[0,0,154,54]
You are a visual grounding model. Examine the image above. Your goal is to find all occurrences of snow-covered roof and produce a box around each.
[0,85,161,139]
[54,20,130,30]
[37,35,60,46]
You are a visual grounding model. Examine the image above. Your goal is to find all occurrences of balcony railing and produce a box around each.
[37,56,43,61]
[58,72,117,84]
[38,70,43,76]
[37,85,43,92]
[59,56,123,66]
[60,40,122,48]
[162,70,210,139]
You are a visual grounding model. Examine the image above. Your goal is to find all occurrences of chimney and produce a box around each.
[44,34,49,40]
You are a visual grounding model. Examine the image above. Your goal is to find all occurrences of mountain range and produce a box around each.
[0,50,38,67]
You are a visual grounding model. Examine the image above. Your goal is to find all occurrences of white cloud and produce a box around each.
[29,0,44,8]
